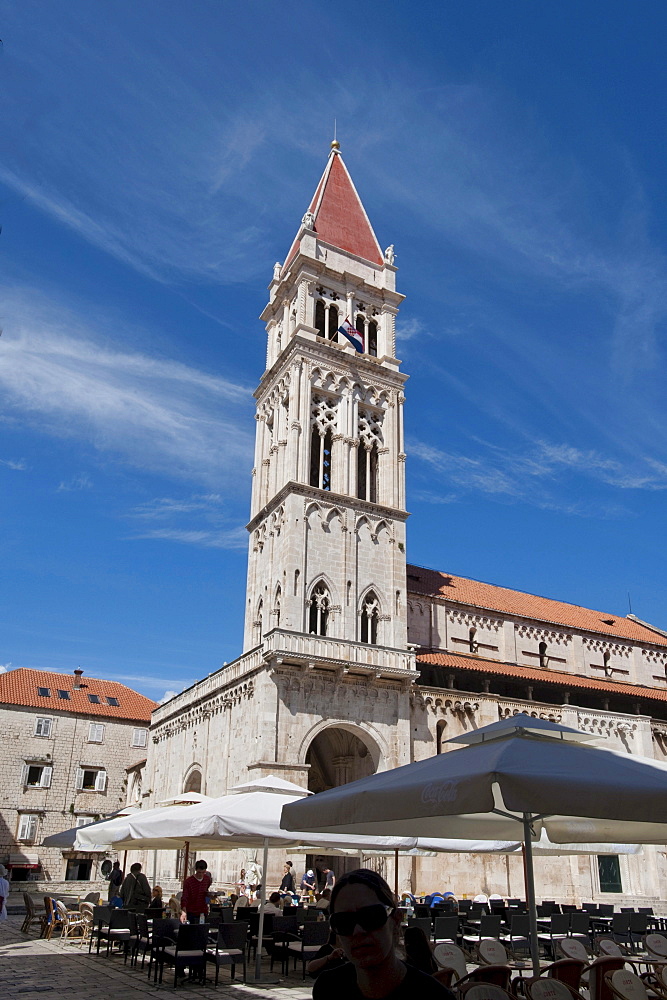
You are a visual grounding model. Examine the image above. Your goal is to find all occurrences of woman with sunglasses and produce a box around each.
[313,868,454,999]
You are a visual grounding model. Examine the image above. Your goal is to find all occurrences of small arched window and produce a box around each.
[368,321,378,357]
[273,586,282,629]
[183,769,202,794]
[360,591,380,644]
[469,626,478,653]
[308,583,330,636]
[436,719,447,755]
[328,305,339,341]
[315,300,326,337]
[253,600,263,646]
[603,650,612,676]
[294,569,300,596]
[539,641,548,668]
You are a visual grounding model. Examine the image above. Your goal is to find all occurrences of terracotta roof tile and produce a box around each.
[284,151,383,269]
[407,564,667,647]
[0,668,156,723]
[418,651,667,703]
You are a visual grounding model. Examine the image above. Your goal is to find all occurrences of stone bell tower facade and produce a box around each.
[243,142,410,658]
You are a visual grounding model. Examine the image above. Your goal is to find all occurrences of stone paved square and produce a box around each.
[0,917,313,1000]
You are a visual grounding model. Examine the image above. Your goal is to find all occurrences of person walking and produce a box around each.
[313,868,454,999]
[180,859,212,924]
[107,860,123,901]
[120,862,151,912]
[0,864,9,925]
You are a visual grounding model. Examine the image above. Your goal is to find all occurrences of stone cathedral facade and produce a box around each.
[144,144,667,904]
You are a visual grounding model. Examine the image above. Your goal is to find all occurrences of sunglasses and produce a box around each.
[330,904,395,936]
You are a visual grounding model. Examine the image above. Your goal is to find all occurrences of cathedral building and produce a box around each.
[145,143,667,903]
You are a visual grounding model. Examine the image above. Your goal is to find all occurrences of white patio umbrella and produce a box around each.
[281,713,667,974]
[80,774,422,983]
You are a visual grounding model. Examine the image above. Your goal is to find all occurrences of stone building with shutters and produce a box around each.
[145,143,667,904]
[0,666,155,881]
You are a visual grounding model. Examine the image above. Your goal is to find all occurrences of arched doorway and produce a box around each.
[183,768,202,794]
[304,726,380,888]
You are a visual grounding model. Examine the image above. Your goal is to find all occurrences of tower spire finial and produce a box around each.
[331,118,340,152]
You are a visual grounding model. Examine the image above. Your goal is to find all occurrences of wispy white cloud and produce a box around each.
[0,458,27,471]
[159,689,180,705]
[410,435,667,514]
[127,493,246,549]
[57,472,92,492]
[0,287,254,488]
[0,663,10,674]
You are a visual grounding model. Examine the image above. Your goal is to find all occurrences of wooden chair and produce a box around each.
[644,936,667,962]
[41,897,63,940]
[588,956,626,1000]
[479,939,510,966]
[20,893,39,934]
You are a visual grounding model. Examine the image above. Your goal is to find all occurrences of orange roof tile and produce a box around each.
[407,564,667,647]
[418,651,667,703]
[284,150,384,269]
[0,668,156,723]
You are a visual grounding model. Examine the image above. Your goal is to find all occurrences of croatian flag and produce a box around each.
[338,318,364,353]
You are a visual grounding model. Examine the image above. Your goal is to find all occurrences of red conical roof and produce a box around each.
[284,149,384,269]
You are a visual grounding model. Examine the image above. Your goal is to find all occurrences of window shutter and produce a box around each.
[18,815,28,839]
[41,766,52,788]
[75,767,84,790]
[28,815,37,841]
[22,764,29,786]
[95,770,107,792]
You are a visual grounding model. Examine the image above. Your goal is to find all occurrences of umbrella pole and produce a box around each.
[253,837,279,983]
[522,814,540,975]
[394,849,399,899]
[181,840,190,888]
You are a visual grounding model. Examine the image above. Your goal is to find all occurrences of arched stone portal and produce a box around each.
[305,726,378,793]
[304,726,381,888]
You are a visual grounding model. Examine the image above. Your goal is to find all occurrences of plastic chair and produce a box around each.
[559,939,591,963]
[605,968,649,1000]
[459,985,515,1000]
[588,956,626,1000]
[479,939,509,966]
[207,922,248,984]
[433,941,468,985]
[526,978,588,1000]
[158,922,209,987]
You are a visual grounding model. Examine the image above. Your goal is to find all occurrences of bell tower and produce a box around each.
[243,142,409,659]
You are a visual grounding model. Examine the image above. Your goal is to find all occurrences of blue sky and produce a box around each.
[2,1,667,702]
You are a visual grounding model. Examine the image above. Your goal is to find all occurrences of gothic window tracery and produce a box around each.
[253,599,263,646]
[368,320,378,357]
[357,409,382,503]
[273,586,282,629]
[310,394,337,491]
[315,300,326,337]
[360,590,380,644]
[308,582,330,636]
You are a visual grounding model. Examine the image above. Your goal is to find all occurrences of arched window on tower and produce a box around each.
[308,583,330,636]
[436,719,447,754]
[469,626,478,653]
[253,600,263,646]
[310,395,336,491]
[356,314,366,352]
[360,591,380,644]
[539,641,548,668]
[328,304,339,341]
[368,320,378,357]
[357,442,379,503]
[315,300,326,338]
[603,650,612,676]
[273,586,282,629]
